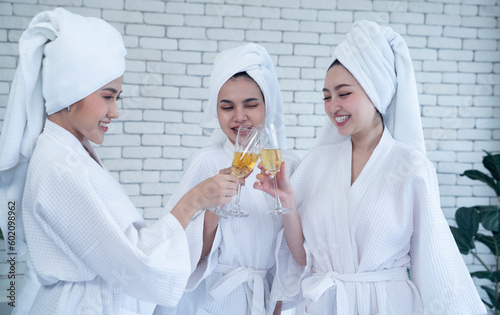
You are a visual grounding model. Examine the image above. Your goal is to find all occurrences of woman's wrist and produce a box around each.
[171,190,200,229]
[280,191,296,211]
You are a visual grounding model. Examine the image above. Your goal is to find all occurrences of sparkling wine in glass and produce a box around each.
[261,124,292,215]
[227,126,261,217]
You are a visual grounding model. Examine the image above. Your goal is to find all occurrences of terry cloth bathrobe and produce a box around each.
[24,120,190,314]
[0,8,191,314]
[154,43,300,315]
[271,20,486,315]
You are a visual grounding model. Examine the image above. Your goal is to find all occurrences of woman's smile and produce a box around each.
[99,121,110,133]
[334,115,350,126]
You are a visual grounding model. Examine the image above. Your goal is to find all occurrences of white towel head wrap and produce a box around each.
[315,20,425,153]
[200,43,286,149]
[0,7,126,255]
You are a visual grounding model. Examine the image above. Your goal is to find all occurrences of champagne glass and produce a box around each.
[260,124,292,215]
[208,206,228,219]
[227,126,261,217]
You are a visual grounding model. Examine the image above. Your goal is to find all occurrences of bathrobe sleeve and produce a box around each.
[271,228,309,307]
[269,150,307,307]
[28,161,191,307]
[185,221,223,291]
[408,156,486,315]
[163,148,226,290]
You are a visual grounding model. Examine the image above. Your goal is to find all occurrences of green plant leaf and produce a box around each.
[491,270,500,282]
[476,206,500,212]
[483,151,500,182]
[481,285,500,310]
[472,271,492,280]
[481,208,500,232]
[494,232,500,256]
[476,234,495,255]
[456,207,481,238]
[450,226,473,254]
[472,270,500,282]
[476,233,500,256]
[461,170,500,196]
[482,298,493,310]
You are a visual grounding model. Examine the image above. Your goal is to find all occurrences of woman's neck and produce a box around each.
[351,122,384,154]
[350,122,384,185]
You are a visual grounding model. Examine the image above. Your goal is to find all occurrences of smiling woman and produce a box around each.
[0,7,241,315]
[254,20,486,315]
[153,43,301,315]
[216,72,266,145]
[48,77,122,146]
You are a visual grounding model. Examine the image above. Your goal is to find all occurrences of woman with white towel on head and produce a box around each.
[153,43,301,315]
[255,20,486,314]
[0,8,240,314]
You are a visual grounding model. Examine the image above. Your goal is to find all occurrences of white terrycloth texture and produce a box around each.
[272,128,486,315]
[315,20,425,153]
[153,139,300,315]
[199,43,287,149]
[0,7,126,257]
[22,120,191,314]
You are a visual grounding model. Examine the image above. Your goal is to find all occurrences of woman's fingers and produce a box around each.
[194,173,242,209]
[218,167,232,175]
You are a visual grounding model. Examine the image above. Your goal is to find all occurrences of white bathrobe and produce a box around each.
[154,139,300,315]
[273,127,486,315]
[22,120,191,315]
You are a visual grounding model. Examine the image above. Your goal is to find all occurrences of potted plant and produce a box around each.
[450,151,500,314]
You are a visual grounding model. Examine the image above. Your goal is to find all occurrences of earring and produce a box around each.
[67,106,70,111]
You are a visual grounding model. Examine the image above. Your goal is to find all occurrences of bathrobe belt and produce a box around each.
[302,267,410,315]
[210,263,268,315]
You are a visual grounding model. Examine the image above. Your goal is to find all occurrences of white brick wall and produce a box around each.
[0,0,499,306]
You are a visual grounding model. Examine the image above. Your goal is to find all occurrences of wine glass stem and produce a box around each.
[273,176,282,208]
[236,182,242,209]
